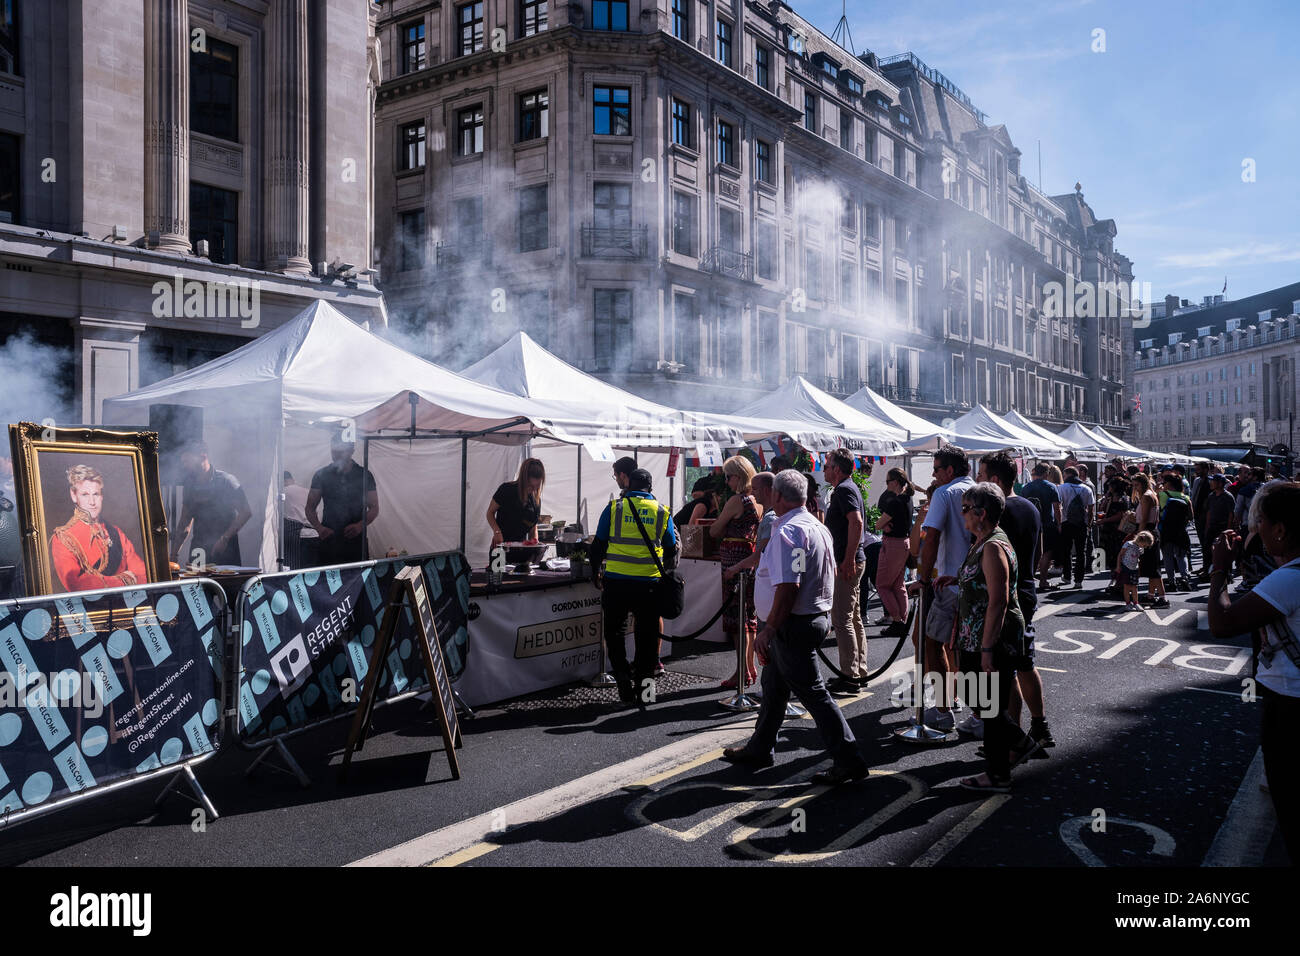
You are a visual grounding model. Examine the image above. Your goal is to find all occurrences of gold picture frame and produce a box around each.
[8,422,171,597]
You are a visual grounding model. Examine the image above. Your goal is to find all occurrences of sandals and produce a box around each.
[959,773,1011,793]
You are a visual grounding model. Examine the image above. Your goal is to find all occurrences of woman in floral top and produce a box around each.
[936,482,1038,793]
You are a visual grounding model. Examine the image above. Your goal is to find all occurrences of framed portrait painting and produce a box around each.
[7,423,171,597]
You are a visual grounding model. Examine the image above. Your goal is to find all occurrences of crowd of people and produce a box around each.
[587,442,1297,857]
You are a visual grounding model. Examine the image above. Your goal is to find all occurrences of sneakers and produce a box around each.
[653,660,666,677]
[811,761,870,786]
[880,620,910,637]
[1151,597,1171,609]
[956,712,984,738]
[917,707,955,731]
[1071,581,1084,590]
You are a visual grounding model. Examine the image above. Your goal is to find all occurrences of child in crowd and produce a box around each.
[1120,531,1154,610]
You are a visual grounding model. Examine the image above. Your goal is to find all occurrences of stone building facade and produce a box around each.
[1131,283,1300,457]
[373,0,1134,431]
[0,0,384,425]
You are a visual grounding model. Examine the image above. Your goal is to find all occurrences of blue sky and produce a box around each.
[796,0,1299,304]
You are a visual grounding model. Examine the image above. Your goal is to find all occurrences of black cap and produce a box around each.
[628,468,653,492]
[1209,473,1226,484]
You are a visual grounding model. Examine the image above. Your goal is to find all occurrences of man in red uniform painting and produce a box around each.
[50,464,148,592]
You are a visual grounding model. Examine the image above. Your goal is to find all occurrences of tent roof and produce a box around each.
[458,331,741,448]
[1055,422,1135,458]
[729,377,906,456]
[843,385,952,448]
[103,300,551,438]
[1001,410,1070,450]
[946,405,1064,458]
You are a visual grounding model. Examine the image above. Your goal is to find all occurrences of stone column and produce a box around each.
[265,0,311,273]
[144,0,191,253]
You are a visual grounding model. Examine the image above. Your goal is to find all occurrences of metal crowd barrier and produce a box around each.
[0,577,227,830]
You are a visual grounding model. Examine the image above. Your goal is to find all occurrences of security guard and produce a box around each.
[589,468,678,705]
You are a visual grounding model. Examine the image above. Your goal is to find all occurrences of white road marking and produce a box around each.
[1060,816,1175,866]
[349,658,914,866]
[911,794,1011,867]
[1186,686,1244,697]
[1203,748,1277,866]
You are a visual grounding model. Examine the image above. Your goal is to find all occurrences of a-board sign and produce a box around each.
[340,566,460,781]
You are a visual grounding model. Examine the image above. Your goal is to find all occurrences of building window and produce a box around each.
[840,261,856,308]
[716,119,736,167]
[895,277,909,322]
[518,184,548,252]
[519,89,549,141]
[398,209,425,271]
[593,85,631,135]
[756,140,773,184]
[804,92,816,132]
[756,221,777,279]
[190,182,238,265]
[0,0,18,75]
[893,139,906,179]
[866,267,882,300]
[716,19,732,67]
[401,20,426,74]
[399,121,426,170]
[594,289,632,371]
[786,31,804,55]
[672,191,697,257]
[592,0,629,31]
[755,45,771,90]
[191,37,239,142]
[805,249,822,300]
[521,0,548,37]
[840,110,852,151]
[864,203,879,241]
[673,293,697,370]
[671,99,692,148]
[841,194,854,233]
[845,74,863,95]
[593,181,631,234]
[0,131,18,224]
[671,0,688,40]
[457,2,485,56]
[894,216,907,248]
[457,105,484,155]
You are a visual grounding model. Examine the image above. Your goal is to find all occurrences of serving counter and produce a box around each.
[456,568,604,705]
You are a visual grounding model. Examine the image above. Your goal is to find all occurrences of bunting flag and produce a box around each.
[776,437,786,454]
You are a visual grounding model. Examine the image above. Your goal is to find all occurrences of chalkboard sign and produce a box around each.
[341,566,461,781]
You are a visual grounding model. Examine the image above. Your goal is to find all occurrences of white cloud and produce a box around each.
[1157,243,1300,270]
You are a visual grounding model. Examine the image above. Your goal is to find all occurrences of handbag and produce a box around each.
[628,498,685,619]
[1118,510,1139,535]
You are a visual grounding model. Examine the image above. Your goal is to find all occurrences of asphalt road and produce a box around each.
[1,568,1287,868]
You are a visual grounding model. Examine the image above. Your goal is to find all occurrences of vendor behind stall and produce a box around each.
[488,457,546,546]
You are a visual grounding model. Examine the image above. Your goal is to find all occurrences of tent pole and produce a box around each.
[277,424,285,571]
[362,436,370,561]
[460,437,468,555]
[575,444,581,530]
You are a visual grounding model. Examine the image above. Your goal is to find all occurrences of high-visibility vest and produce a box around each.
[604,495,668,578]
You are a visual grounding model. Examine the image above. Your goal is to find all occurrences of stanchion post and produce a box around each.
[720,570,760,712]
[893,585,946,744]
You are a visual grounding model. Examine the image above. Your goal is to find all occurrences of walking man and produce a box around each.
[1057,466,1095,589]
[823,449,868,694]
[722,470,870,784]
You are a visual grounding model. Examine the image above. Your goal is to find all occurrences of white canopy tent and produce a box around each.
[945,405,1066,458]
[103,301,573,569]
[1001,410,1074,456]
[459,332,745,538]
[1054,422,1131,461]
[727,377,907,457]
[843,385,953,450]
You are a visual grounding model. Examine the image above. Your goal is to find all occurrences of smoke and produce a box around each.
[0,334,76,430]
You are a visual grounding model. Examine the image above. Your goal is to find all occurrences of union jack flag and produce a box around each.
[1133,393,1142,413]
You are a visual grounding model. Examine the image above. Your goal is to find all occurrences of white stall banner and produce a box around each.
[455,583,604,706]
[583,440,616,462]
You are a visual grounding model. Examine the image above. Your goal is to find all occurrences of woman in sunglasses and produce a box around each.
[934,482,1037,793]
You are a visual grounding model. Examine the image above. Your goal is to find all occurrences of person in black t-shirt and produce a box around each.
[823,449,867,690]
[306,436,379,566]
[874,467,915,635]
[487,457,545,545]
[977,450,1055,752]
[174,441,252,567]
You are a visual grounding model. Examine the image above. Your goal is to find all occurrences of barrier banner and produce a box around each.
[235,552,470,744]
[0,580,224,821]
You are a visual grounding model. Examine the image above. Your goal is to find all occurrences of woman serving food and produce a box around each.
[487,458,546,545]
